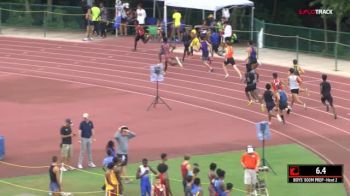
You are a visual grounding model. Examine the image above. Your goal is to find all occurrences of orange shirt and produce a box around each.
[241,152,260,169]
[225,46,233,58]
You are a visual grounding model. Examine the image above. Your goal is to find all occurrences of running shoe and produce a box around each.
[89,37,94,41]
[224,74,229,79]
[276,114,282,122]
[83,38,89,41]
[303,103,307,110]
[88,162,96,168]
[77,164,83,169]
[286,106,292,114]
[247,100,253,106]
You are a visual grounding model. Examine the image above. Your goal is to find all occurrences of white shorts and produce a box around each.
[244,169,257,185]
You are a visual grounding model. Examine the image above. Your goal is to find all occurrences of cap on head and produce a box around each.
[247,145,254,153]
[83,113,89,118]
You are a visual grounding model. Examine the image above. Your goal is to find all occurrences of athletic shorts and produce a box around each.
[224,57,235,66]
[61,144,72,158]
[291,89,299,94]
[266,102,276,112]
[248,57,258,65]
[244,169,257,185]
[202,51,209,61]
[212,43,219,53]
[87,20,93,26]
[50,182,60,192]
[245,84,257,92]
[184,44,190,52]
[321,95,333,106]
[279,103,288,110]
[135,34,146,42]
[117,154,128,166]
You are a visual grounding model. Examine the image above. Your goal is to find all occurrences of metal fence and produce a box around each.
[0,2,349,69]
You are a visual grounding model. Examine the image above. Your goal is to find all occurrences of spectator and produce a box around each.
[105,162,119,196]
[182,27,192,62]
[207,14,215,27]
[223,21,232,43]
[208,163,217,196]
[172,8,182,41]
[181,155,192,191]
[91,2,101,36]
[115,125,136,183]
[240,145,260,195]
[192,177,203,196]
[77,113,96,169]
[210,29,220,57]
[222,8,230,22]
[136,158,157,196]
[106,140,116,157]
[103,149,115,168]
[152,176,166,196]
[99,2,108,38]
[49,156,61,196]
[60,118,75,172]
[120,3,130,36]
[136,3,147,25]
[157,163,172,196]
[83,6,93,41]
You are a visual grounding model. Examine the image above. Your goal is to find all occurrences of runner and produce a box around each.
[198,36,214,72]
[210,29,220,57]
[320,74,337,119]
[83,6,93,41]
[277,88,292,124]
[133,20,151,51]
[246,41,259,70]
[245,66,265,112]
[222,40,242,79]
[263,83,282,125]
[271,72,285,101]
[182,28,192,62]
[137,158,158,196]
[189,33,201,53]
[287,68,307,109]
[292,59,309,95]
[161,37,183,75]
[157,163,173,196]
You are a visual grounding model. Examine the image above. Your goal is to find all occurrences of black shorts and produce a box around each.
[321,95,333,106]
[224,57,235,66]
[245,84,256,92]
[279,103,288,110]
[184,44,190,52]
[291,89,299,94]
[248,57,258,65]
[116,154,128,166]
[212,43,219,53]
[135,34,146,42]
[202,51,209,61]
[266,102,276,112]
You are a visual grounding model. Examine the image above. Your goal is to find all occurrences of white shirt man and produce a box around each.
[223,22,232,40]
[136,6,147,25]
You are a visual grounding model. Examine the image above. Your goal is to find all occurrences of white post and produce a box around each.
[164,2,167,37]
[202,10,205,20]
[153,0,156,18]
[250,7,255,40]
[214,11,216,20]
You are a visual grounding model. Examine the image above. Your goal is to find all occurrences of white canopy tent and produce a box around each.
[162,0,255,39]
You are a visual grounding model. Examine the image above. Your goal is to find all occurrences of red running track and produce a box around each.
[0,36,349,193]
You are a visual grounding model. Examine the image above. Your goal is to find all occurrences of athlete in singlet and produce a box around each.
[161,37,183,75]
[152,176,166,196]
[222,40,242,79]
[246,41,259,69]
[49,156,61,196]
[288,68,306,109]
[292,59,309,95]
[199,37,214,72]
[208,163,217,196]
[105,162,119,196]
[137,158,157,196]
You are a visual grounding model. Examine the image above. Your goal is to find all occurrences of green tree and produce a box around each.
[310,0,331,52]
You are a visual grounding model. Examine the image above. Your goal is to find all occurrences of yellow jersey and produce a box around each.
[172,12,182,27]
[190,37,200,51]
[91,6,101,21]
[105,171,118,191]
